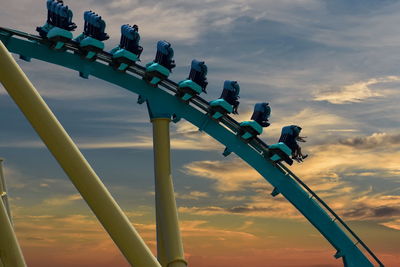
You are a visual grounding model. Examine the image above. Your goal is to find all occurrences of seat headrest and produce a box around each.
[157,40,172,55]
[47,0,54,10]
[191,59,206,72]
[59,5,68,17]
[224,80,240,94]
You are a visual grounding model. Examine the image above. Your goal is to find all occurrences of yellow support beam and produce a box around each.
[0,41,160,267]
[0,159,26,267]
[0,198,26,267]
[0,159,12,222]
[152,118,187,267]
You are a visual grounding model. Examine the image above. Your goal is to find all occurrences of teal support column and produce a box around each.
[148,102,187,267]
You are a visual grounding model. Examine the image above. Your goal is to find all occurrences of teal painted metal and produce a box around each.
[179,80,202,93]
[240,121,263,135]
[46,27,72,40]
[177,80,203,101]
[209,98,233,113]
[113,49,139,62]
[110,48,140,72]
[241,132,252,139]
[79,37,105,50]
[269,142,291,161]
[46,27,72,49]
[0,28,383,267]
[146,62,170,80]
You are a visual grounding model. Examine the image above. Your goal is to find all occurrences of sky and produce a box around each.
[1,0,400,266]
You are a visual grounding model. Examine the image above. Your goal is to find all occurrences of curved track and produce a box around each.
[0,27,384,267]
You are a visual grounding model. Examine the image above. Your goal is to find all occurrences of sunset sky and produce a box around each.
[1,0,400,266]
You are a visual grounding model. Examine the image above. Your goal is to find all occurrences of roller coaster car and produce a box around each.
[36,0,76,50]
[208,80,240,119]
[74,11,109,61]
[267,142,293,165]
[208,99,233,120]
[176,59,208,101]
[144,40,175,86]
[238,121,263,140]
[251,102,271,128]
[110,24,143,71]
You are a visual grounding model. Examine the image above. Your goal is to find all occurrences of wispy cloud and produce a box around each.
[313,76,400,104]
[180,219,256,239]
[42,194,82,206]
[181,142,400,224]
[176,191,209,200]
[76,121,221,150]
[263,108,356,143]
[102,3,204,42]
[0,121,221,151]
[2,166,28,189]
[380,219,400,231]
[291,143,400,181]
[219,194,247,202]
[179,201,301,219]
[182,159,262,192]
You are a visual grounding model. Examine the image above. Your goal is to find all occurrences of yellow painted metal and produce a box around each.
[0,199,26,267]
[0,41,160,267]
[152,118,187,267]
[156,207,168,266]
[0,159,12,222]
[0,159,26,267]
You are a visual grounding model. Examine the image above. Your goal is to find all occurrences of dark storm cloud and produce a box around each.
[226,205,277,214]
[343,205,400,219]
[186,205,278,214]
[338,132,400,149]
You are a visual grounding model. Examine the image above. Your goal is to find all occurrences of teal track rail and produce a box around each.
[0,27,384,267]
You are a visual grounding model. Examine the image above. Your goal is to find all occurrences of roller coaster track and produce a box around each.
[0,27,384,267]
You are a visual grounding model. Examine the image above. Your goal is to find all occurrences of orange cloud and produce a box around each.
[380,219,400,231]
[176,191,209,200]
[42,194,82,206]
[181,145,400,225]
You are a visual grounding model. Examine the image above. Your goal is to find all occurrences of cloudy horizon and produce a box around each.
[1,0,400,266]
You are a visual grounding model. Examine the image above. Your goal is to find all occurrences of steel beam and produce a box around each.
[0,159,12,222]
[0,159,26,267]
[152,117,186,267]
